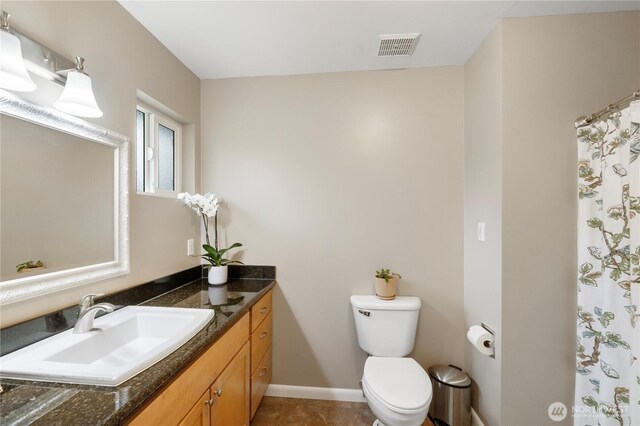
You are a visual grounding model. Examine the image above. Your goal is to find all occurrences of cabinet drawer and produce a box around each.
[250,290,272,333]
[250,346,272,419]
[250,312,272,373]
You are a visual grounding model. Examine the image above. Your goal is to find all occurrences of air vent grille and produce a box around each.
[377,33,420,57]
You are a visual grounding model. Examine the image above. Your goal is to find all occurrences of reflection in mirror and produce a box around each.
[0,90,129,306]
[1,115,115,280]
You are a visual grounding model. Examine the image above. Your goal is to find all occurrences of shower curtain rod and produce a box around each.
[574,89,640,129]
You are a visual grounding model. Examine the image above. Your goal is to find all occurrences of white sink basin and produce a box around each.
[0,306,214,386]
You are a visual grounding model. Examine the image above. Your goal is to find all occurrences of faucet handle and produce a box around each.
[79,293,104,312]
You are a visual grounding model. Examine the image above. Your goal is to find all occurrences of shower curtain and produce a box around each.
[576,101,640,426]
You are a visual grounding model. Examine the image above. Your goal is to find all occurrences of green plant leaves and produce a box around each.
[15,260,44,272]
[201,243,243,267]
[375,268,401,282]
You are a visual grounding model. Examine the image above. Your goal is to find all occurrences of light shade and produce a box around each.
[0,29,36,92]
[53,70,103,118]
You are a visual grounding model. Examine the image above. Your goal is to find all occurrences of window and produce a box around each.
[136,104,181,196]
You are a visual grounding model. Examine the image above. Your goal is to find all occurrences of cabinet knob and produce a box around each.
[259,367,268,378]
[205,398,215,406]
[215,388,223,397]
[259,306,268,314]
[259,331,268,340]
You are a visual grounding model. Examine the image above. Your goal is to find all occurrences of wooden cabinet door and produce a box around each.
[211,342,250,426]
[179,391,211,426]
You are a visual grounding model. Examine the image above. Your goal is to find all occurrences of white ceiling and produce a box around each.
[120,1,640,80]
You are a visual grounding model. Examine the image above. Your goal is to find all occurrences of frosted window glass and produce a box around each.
[158,124,175,191]
[136,110,145,192]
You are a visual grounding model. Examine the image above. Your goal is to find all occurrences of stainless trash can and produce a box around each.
[428,365,471,426]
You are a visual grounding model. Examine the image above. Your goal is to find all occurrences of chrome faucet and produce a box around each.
[73,294,115,333]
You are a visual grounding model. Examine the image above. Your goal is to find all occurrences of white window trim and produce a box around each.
[136,103,181,198]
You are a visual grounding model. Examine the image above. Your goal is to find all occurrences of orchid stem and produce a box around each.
[214,213,219,251]
[202,213,211,246]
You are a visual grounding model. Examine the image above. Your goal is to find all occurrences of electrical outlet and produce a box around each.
[187,239,194,256]
[477,223,486,242]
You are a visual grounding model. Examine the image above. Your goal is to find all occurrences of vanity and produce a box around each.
[0,271,275,425]
[129,283,273,426]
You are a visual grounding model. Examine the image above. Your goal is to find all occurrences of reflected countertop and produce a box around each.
[0,278,275,426]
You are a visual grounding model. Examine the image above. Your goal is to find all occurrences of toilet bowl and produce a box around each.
[362,356,432,426]
[350,295,431,426]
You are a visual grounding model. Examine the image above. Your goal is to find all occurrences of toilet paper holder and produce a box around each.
[480,322,495,358]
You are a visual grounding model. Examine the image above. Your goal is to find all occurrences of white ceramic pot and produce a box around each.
[208,265,228,285]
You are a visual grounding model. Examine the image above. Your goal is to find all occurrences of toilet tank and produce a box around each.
[350,295,421,357]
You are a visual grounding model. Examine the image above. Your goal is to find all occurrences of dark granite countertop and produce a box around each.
[0,278,275,426]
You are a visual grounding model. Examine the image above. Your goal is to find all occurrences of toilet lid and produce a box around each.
[363,357,432,411]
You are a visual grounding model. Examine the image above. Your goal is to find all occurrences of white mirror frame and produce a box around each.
[0,90,129,306]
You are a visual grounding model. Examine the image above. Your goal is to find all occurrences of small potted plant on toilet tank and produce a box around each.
[374,268,401,300]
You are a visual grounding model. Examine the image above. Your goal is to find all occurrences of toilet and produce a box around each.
[351,295,432,426]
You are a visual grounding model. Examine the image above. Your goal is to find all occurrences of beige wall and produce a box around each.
[463,24,502,426]
[500,11,640,425]
[0,1,201,327]
[201,67,465,388]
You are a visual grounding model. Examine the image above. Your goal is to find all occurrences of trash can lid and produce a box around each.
[428,365,471,388]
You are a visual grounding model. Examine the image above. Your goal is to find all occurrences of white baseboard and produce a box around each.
[265,384,366,403]
[471,407,485,426]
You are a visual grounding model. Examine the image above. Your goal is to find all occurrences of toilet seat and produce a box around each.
[362,357,432,414]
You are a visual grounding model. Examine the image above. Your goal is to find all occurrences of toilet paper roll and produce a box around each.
[467,325,494,356]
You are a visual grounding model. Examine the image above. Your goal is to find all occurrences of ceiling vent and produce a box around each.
[377,33,420,57]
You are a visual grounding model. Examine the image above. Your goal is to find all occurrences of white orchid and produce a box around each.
[178,192,221,247]
[178,191,243,267]
[178,192,219,217]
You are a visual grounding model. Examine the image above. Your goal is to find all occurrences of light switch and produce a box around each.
[477,223,486,242]
[187,239,194,256]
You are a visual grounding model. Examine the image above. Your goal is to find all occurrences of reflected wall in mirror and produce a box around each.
[0,90,129,305]
[1,115,115,280]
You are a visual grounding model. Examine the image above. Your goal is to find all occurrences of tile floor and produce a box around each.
[251,397,434,426]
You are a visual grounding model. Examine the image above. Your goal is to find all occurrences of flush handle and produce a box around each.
[358,310,370,317]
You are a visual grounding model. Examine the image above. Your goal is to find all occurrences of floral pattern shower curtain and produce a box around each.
[576,102,640,426]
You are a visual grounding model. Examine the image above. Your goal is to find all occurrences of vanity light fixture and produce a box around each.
[54,57,103,118]
[0,11,36,92]
[0,9,102,118]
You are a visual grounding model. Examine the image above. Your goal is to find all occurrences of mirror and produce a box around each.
[0,90,129,305]
[1,115,115,279]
